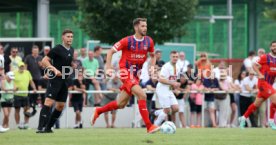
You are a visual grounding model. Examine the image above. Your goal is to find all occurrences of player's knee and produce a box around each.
[117,102,126,109]
[56,104,65,111]
[172,107,179,113]
[137,93,147,100]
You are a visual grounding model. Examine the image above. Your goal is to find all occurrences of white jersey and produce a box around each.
[156,62,179,108]
[157,62,180,91]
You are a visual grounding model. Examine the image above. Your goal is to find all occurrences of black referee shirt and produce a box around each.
[47,44,74,79]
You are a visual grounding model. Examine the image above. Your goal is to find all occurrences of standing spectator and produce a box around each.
[24,45,43,115]
[14,61,37,129]
[0,44,11,73]
[68,51,83,90]
[196,52,212,79]
[203,74,219,127]
[173,74,189,128]
[185,64,197,84]
[239,71,258,127]
[94,46,107,98]
[103,75,122,128]
[144,67,159,122]
[177,51,190,74]
[0,72,16,132]
[82,50,102,106]
[139,58,151,87]
[190,79,204,128]
[243,51,256,72]
[215,70,232,127]
[71,72,86,129]
[9,47,22,71]
[155,49,165,67]
[41,46,51,57]
[78,48,87,62]
[213,61,226,79]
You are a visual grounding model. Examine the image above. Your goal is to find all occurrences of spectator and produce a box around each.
[24,45,43,114]
[82,50,102,106]
[243,51,256,72]
[155,49,165,67]
[140,58,151,87]
[78,48,87,62]
[144,66,159,122]
[196,52,212,79]
[0,44,11,73]
[177,51,190,74]
[239,71,258,127]
[102,75,122,128]
[68,51,83,90]
[13,61,37,129]
[203,73,219,127]
[190,79,204,128]
[234,71,247,90]
[215,70,232,127]
[41,46,51,57]
[173,74,189,128]
[71,72,86,129]
[213,60,226,79]
[0,72,16,132]
[94,46,107,98]
[9,47,22,71]
[185,64,197,84]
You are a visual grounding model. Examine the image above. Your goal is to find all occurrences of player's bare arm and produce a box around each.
[42,56,61,76]
[105,48,117,76]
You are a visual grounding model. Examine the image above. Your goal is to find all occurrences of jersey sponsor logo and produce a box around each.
[131,54,146,59]
[270,67,276,71]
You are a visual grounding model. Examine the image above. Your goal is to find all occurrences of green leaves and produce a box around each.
[76,0,198,44]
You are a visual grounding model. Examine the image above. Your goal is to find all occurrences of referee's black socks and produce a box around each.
[45,109,62,131]
[37,105,51,131]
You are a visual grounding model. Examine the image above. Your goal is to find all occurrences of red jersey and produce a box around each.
[257,53,276,85]
[112,35,154,75]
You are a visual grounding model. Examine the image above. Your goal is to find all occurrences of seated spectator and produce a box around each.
[13,61,37,129]
[71,72,86,129]
[173,74,189,128]
[190,79,204,128]
[0,72,17,132]
[103,75,122,128]
[203,74,219,127]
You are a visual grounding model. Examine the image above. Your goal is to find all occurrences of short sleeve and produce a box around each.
[47,46,59,59]
[160,64,170,79]
[148,37,155,53]
[112,37,127,52]
[28,71,32,81]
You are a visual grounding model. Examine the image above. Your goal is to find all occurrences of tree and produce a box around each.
[76,0,198,44]
[264,0,276,20]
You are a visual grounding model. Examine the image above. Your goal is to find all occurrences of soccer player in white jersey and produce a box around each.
[154,51,180,125]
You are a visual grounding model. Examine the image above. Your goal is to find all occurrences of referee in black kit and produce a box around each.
[37,29,75,133]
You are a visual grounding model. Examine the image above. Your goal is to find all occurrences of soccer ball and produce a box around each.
[160,121,176,134]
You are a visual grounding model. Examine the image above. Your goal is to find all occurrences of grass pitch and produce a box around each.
[1,128,275,145]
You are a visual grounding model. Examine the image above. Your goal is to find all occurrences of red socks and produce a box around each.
[244,103,257,118]
[97,101,118,114]
[270,103,276,119]
[138,100,152,129]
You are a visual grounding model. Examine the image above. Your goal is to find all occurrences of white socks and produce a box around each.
[154,110,167,126]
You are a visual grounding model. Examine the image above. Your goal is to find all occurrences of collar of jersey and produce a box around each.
[133,35,144,41]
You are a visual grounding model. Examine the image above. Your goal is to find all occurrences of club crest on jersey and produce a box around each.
[143,45,148,50]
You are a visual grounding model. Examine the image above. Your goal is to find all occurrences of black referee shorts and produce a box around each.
[45,79,68,102]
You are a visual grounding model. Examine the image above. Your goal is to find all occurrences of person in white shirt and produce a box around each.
[239,71,258,127]
[154,51,180,126]
[243,51,256,72]
[139,58,150,87]
[176,51,190,74]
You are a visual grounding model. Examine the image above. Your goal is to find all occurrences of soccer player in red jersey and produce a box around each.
[239,41,276,130]
[90,18,160,133]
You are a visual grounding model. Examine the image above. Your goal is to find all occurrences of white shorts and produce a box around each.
[177,99,185,113]
[204,101,215,109]
[156,89,178,109]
